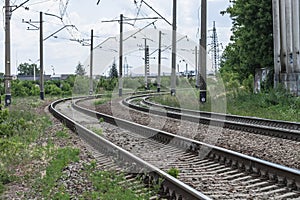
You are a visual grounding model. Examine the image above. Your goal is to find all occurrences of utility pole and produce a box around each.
[23,12,72,100]
[157,31,162,92]
[195,45,198,86]
[119,14,123,97]
[170,0,177,95]
[102,15,159,96]
[39,12,44,100]
[200,0,207,103]
[89,29,94,95]
[186,62,188,78]
[196,39,201,88]
[4,0,29,106]
[4,0,12,106]
[144,39,150,90]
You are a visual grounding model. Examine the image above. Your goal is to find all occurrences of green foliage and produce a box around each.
[85,171,151,200]
[90,127,103,136]
[0,102,52,195]
[55,129,69,138]
[94,97,110,106]
[17,62,40,76]
[109,61,118,78]
[167,167,180,178]
[98,118,104,123]
[73,76,90,95]
[123,78,142,89]
[37,148,79,198]
[45,83,62,96]
[75,62,86,76]
[9,78,75,98]
[220,0,273,84]
[151,86,300,122]
[0,166,12,193]
[12,80,40,97]
[97,77,118,91]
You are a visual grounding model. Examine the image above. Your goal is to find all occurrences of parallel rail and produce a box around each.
[72,97,300,195]
[50,96,300,199]
[49,97,210,200]
[122,93,300,141]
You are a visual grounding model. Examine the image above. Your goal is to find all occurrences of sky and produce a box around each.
[0,0,233,75]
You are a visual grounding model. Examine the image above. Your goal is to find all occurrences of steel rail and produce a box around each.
[71,96,300,193]
[122,93,300,141]
[49,97,211,200]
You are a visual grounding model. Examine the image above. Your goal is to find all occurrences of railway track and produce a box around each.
[50,96,300,199]
[122,93,300,141]
[50,97,209,200]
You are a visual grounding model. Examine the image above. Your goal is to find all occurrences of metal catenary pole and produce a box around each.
[170,0,177,95]
[144,38,148,89]
[200,0,207,103]
[89,29,94,95]
[195,45,198,87]
[119,14,123,97]
[4,0,12,106]
[157,30,162,92]
[40,12,44,100]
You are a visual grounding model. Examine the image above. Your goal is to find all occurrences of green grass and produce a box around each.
[150,88,300,122]
[167,167,180,178]
[1,97,161,199]
[0,100,52,196]
[36,147,80,198]
[94,96,111,106]
[83,170,154,200]
[55,129,70,138]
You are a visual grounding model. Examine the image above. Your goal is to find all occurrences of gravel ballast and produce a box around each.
[79,98,300,170]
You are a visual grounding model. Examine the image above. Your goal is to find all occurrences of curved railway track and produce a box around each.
[49,97,209,200]
[122,93,300,141]
[50,96,300,199]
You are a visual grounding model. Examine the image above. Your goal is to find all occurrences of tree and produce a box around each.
[17,63,40,76]
[75,62,86,76]
[220,0,273,85]
[109,61,118,78]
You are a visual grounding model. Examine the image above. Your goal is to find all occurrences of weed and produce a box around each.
[35,147,79,198]
[90,127,103,136]
[167,167,180,178]
[86,171,152,200]
[94,98,110,106]
[98,117,104,123]
[55,129,69,138]
[151,87,300,122]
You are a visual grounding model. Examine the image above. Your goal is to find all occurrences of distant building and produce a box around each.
[50,74,71,80]
[17,75,51,81]
[15,74,72,81]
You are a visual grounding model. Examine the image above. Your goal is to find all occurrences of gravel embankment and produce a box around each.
[78,98,300,170]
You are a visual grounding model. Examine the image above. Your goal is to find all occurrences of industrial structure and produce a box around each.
[273,0,300,95]
[209,21,222,75]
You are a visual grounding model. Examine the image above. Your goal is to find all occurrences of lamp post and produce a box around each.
[179,59,188,78]
[29,59,39,81]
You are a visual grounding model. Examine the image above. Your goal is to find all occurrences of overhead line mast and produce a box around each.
[4,0,29,106]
